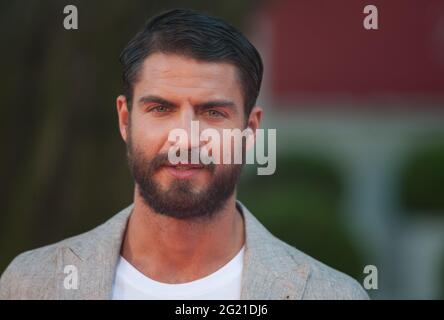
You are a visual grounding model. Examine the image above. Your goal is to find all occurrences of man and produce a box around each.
[0,9,368,300]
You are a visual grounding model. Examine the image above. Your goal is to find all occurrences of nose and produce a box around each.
[172,105,202,151]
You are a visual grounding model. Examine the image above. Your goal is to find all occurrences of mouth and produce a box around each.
[163,163,205,179]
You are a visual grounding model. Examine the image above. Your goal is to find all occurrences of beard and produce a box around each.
[126,135,243,221]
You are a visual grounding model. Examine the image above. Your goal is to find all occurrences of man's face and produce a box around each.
[117,53,261,220]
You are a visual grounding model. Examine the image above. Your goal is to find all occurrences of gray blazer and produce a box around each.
[0,201,369,300]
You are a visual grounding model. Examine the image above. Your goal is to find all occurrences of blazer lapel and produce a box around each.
[237,201,311,300]
[59,205,133,299]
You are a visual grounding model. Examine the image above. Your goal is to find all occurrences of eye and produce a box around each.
[206,109,225,118]
[149,105,170,113]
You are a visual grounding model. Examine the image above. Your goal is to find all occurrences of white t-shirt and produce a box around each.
[111,246,244,300]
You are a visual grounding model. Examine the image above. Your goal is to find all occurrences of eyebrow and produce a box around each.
[138,95,176,108]
[195,100,237,112]
[138,95,237,113]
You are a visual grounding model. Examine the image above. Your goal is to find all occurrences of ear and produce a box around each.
[116,95,131,142]
[116,95,130,143]
[245,106,263,151]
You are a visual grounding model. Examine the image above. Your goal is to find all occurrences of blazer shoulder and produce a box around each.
[0,241,60,299]
[277,239,370,300]
[0,227,99,299]
[0,205,132,299]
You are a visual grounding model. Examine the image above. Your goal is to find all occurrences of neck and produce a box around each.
[120,187,245,284]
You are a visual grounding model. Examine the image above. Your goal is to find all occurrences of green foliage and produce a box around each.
[399,139,444,215]
[238,153,364,279]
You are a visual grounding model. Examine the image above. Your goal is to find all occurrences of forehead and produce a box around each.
[133,53,243,104]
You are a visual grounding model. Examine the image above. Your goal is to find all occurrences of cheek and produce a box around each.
[201,128,247,165]
[223,137,244,165]
[200,112,244,157]
[129,122,168,159]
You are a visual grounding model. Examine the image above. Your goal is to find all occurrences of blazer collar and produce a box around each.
[63,201,310,299]
[237,201,311,299]
[59,205,132,299]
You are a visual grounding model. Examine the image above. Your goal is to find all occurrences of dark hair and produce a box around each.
[119,8,263,116]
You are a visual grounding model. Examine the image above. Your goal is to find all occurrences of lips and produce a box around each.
[163,163,205,179]
[166,163,204,169]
